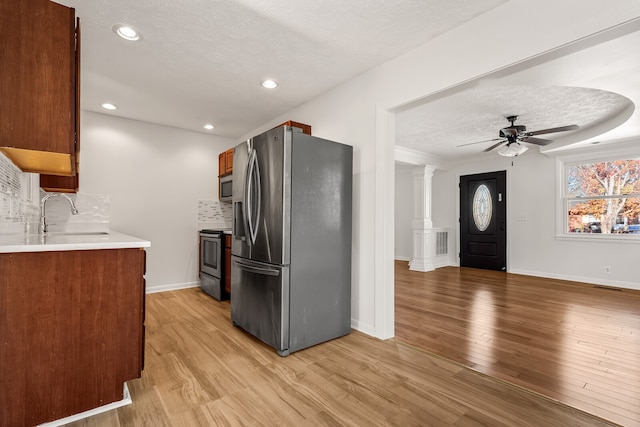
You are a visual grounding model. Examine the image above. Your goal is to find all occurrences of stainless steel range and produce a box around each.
[199,229,228,300]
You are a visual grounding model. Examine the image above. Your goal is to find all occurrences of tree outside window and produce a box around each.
[566,159,640,234]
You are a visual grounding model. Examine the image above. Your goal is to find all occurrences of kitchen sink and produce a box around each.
[55,231,110,235]
[40,232,111,244]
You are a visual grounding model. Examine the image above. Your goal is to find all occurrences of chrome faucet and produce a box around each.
[40,193,79,234]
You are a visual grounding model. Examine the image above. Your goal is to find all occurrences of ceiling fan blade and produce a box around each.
[525,124,578,136]
[483,140,506,152]
[522,136,552,146]
[456,138,503,148]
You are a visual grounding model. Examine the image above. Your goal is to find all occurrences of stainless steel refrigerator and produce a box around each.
[231,125,352,356]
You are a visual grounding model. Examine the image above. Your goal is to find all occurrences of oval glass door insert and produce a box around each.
[472,184,492,231]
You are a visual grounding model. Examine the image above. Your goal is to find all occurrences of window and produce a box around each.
[472,184,492,231]
[565,158,640,235]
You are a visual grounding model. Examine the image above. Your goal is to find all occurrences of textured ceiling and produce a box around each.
[396,86,632,160]
[53,0,505,138]
[395,28,640,162]
[48,1,640,160]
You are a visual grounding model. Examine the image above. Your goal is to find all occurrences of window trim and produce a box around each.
[554,145,640,243]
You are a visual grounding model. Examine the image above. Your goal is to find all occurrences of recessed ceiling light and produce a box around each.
[101,103,117,110]
[203,124,215,130]
[261,79,278,89]
[112,24,143,42]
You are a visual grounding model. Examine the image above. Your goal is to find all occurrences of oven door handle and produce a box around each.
[233,259,280,277]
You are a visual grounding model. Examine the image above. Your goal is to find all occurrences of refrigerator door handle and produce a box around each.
[251,149,261,245]
[245,148,261,246]
[233,258,280,276]
[244,149,255,246]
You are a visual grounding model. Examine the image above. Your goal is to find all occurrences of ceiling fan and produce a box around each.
[458,115,579,156]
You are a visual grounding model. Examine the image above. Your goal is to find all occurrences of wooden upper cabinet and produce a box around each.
[0,0,79,177]
[40,16,81,193]
[219,148,233,176]
[218,152,226,176]
[275,120,312,135]
[225,148,233,174]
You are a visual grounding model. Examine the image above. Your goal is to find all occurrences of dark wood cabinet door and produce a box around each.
[40,16,81,192]
[219,148,234,177]
[219,152,226,176]
[0,0,78,176]
[225,149,234,174]
[39,171,79,193]
[0,248,145,427]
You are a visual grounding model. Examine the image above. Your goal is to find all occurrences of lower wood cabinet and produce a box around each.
[0,248,146,427]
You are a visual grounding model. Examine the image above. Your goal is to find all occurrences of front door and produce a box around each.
[459,171,506,271]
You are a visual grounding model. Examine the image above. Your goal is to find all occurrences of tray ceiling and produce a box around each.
[395,28,640,162]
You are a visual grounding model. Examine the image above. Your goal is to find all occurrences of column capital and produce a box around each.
[412,165,436,178]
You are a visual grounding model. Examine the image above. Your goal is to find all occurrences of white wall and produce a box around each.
[433,150,639,290]
[431,169,458,266]
[394,168,413,261]
[79,111,235,292]
[234,1,640,338]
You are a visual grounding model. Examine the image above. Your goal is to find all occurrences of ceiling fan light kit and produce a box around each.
[497,142,528,157]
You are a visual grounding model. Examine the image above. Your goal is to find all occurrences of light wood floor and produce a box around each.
[395,262,640,427]
[67,286,619,427]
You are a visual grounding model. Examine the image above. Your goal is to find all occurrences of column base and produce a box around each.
[409,258,435,272]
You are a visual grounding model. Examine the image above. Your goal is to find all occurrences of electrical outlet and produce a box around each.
[604,266,612,275]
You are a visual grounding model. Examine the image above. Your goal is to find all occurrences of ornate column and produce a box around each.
[409,165,436,272]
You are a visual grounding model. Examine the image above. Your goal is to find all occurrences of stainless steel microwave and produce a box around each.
[219,174,233,201]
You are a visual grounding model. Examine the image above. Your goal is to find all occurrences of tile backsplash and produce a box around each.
[1,151,111,235]
[0,152,37,234]
[42,192,111,234]
[0,152,21,196]
[198,199,232,230]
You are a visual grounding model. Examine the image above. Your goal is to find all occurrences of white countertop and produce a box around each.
[0,231,151,253]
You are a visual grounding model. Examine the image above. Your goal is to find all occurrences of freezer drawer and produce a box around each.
[231,256,290,355]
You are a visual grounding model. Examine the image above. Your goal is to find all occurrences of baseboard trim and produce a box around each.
[350,319,376,338]
[38,383,131,427]
[509,269,640,291]
[395,256,454,268]
[146,281,200,294]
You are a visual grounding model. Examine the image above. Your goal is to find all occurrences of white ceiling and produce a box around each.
[52,0,640,161]
[53,0,505,138]
[395,27,640,162]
